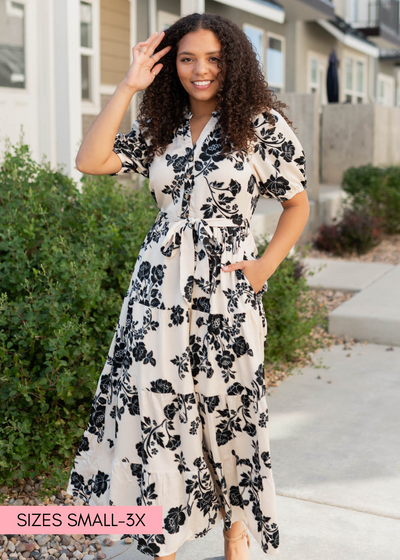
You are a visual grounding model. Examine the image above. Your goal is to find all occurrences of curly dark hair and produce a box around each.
[136,12,293,163]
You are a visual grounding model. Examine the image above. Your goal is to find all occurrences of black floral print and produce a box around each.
[66,107,307,556]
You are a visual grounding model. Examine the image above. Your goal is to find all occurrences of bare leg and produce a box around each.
[221,508,250,560]
[153,553,176,560]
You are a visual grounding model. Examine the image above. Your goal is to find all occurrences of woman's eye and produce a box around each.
[180,57,220,62]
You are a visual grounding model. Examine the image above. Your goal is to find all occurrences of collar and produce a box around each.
[184,108,220,120]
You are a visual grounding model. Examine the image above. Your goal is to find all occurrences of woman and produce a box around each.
[66,12,310,560]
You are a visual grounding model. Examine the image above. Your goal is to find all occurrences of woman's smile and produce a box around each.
[192,79,214,90]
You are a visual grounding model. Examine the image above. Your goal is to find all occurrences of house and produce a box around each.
[0,0,399,212]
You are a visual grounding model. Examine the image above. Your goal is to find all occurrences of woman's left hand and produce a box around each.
[221,260,272,294]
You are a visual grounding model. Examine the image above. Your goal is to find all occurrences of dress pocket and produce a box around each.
[239,253,269,297]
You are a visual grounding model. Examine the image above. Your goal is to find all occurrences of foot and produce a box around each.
[223,521,250,560]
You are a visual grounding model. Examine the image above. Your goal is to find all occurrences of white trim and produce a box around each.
[26,0,38,156]
[307,50,328,106]
[377,72,395,106]
[6,0,24,17]
[129,0,138,126]
[397,68,400,107]
[36,0,57,166]
[80,0,101,115]
[216,0,284,23]
[53,0,82,182]
[149,0,157,35]
[342,50,367,103]
[317,19,379,58]
[266,31,285,91]
[181,0,205,15]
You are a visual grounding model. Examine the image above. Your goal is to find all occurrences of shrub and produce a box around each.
[314,208,383,255]
[0,140,326,496]
[0,141,158,492]
[258,238,327,366]
[342,164,400,234]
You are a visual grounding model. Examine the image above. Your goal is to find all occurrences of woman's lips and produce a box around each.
[192,80,213,90]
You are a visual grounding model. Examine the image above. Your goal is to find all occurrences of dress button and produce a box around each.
[186,173,191,179]
[189,157,193,161]
[182,212,188,218]
[184,194,189,199]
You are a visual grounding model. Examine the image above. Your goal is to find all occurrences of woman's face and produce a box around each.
[176,29,222,106]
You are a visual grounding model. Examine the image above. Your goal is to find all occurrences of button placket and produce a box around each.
[180,149,195,219]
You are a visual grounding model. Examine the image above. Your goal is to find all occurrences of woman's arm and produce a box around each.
[75,30,172,176]
[76,81,139,175]
[258,189,310,274]
[221,190,310,292]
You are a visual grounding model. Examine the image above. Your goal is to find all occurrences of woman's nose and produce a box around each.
[193,59,209,76]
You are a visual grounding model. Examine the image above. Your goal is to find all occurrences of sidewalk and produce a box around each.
[99,342,400,559]
[302,258,400,345]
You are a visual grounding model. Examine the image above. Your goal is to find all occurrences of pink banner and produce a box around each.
[0,506,162,534]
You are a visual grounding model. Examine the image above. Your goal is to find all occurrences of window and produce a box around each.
[243,25,285,92]
[377,73,395,107]
[342,53,366,103]
[307,51,327,107]
[243,24,264,72]
[80,1,93,101]
[0,1,25,89]
[266,33,284,92]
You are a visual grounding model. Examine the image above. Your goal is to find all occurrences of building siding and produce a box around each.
[101,0,131,85]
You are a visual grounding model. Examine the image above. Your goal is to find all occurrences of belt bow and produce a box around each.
[157,212,249,304]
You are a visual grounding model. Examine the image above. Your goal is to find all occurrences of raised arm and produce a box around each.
[75,31,172,176]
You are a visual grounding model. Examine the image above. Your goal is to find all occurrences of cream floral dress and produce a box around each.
[66,107,307,556]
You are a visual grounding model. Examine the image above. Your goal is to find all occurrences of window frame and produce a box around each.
[377,72,395,107]
[1,0,27,90]
[243,22,265,72]
[342,51,367,104]
[265,31,285,92]
[80,0,100,114]
[243,24,285,93]
[307,50,328,106]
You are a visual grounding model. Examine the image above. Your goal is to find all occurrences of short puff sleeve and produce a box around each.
[252,108,307,202]
[110,120,150,178]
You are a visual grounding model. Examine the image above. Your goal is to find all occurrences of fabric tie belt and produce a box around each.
[157,211,250,304]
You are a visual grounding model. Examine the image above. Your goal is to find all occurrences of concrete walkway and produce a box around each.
[301,258,400,346]
[302,257,394,292]
[99,342,400,559]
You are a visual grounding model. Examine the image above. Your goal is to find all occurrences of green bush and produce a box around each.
[0,140,325,495]
[0,141,158,492]
[342,164,400,234]
[259,243,326,366]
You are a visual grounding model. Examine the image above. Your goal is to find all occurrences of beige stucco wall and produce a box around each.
[279,92,320,201]
[321,103,400,184]
[321,104,374,184]
[290,22,335,93]
[373,105,400,166]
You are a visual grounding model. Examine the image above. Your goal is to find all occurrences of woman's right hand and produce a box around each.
[122,31,172,92]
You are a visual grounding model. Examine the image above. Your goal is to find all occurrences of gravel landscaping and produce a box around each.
[0,533,134,560]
